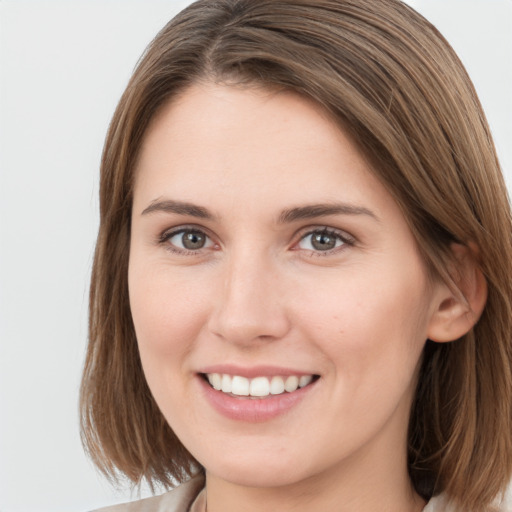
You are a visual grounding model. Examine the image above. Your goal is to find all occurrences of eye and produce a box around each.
[161,228,215,253]
[297,228,352,253]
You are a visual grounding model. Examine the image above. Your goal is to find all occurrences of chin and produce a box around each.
[200,447,315,489]
[212,465,306,489]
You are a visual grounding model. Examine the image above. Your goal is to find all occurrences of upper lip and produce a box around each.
[198,364,318,379]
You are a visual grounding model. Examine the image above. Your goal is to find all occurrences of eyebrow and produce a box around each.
[141,198,379,223]
[278,203,379,224]
[141,199,214,219]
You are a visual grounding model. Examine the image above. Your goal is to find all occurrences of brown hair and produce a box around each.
[80,1,512,509]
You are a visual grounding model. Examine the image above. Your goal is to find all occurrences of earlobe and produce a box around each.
[427,243,488,343]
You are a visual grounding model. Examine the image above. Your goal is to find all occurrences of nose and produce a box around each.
[207,251,291,345]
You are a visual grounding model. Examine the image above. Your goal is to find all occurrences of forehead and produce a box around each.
[133,82,384,205]
[139,83,349,167]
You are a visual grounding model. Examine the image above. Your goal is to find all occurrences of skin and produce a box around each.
[128,82,455,512]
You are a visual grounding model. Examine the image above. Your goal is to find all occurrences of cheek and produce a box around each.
[128,262,216,430]
[295,262,431,380]
[128,262,212,366]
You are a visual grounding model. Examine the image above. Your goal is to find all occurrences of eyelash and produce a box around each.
[157,226,355,256]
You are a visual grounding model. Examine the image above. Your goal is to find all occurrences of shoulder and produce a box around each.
[91,475,205,512]
[424,493,512,512]
[423,495,456,512]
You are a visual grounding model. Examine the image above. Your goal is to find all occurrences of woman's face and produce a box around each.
[129,83,446,491]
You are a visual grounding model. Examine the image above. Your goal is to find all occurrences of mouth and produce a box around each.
[202,373,319,398]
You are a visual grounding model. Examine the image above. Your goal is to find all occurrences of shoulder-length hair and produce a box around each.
[80,1,512,509]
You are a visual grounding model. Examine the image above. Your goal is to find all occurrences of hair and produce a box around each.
[80,1,512,510]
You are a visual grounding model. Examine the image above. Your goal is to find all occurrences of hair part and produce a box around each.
[80,1,512,509]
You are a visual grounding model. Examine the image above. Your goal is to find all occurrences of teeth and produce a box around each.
[270,375,285,395]
[284,375,299,392]
[206,373,315,397]
[231,376,250,396]
[250,376,270,397]
[221,374,232,393]
[299,375,313,388]
[210,373,222,390]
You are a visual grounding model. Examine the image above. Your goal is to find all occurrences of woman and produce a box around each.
[80,1,512,511]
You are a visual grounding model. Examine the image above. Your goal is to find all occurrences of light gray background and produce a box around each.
[0,1,511,511]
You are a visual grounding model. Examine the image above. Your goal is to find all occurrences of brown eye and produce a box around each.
[166,229,214,252]
[311,232,338,251]
[181,231,206,250]
[297,228,350,253]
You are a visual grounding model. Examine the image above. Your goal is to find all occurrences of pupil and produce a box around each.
[182,231,205,250]
[312,232,336,251]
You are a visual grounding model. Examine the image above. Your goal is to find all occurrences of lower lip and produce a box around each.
[198,376,317,422]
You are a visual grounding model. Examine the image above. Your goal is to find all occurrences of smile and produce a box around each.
[205,373,315,398]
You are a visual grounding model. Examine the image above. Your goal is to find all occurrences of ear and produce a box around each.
[427,243,488,343]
